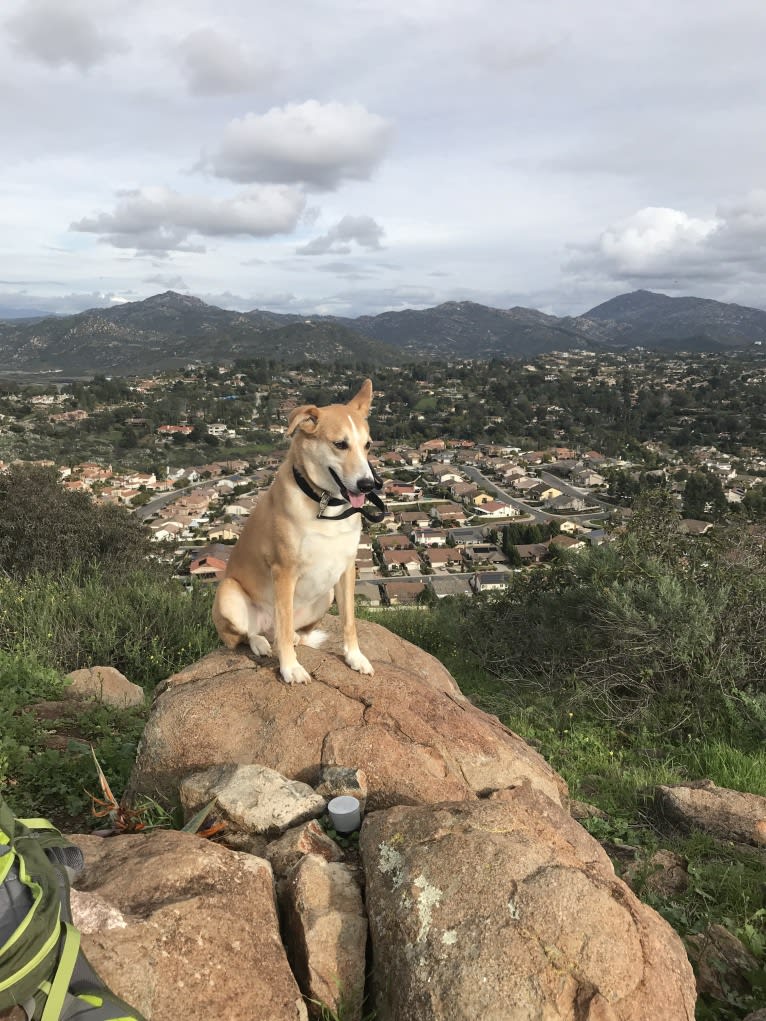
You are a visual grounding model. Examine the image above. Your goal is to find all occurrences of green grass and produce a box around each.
[0,650,148,826]
[367,605,766,1020]
[0,567,218,689]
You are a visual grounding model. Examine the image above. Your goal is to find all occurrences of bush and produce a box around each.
[0,464,152,580]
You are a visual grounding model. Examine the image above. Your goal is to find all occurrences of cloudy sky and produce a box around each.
[3,0,766,319]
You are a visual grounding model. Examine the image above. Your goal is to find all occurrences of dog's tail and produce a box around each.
[299,628,328,649]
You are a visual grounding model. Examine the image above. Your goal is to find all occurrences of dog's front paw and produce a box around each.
[345,649,374,676]
[249,634,272,657]
[280,661,311,685]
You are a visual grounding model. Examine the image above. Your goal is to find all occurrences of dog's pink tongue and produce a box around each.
[349,492,366,508]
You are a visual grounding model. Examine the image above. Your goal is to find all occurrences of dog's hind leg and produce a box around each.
[212,577,272,657]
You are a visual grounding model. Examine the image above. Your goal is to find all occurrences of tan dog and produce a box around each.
[212,379,380,684]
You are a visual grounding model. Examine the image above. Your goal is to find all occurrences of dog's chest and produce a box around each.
[295,520,359,598]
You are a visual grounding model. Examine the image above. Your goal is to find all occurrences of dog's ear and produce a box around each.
[347,378,373,417]
[287,404,320,436]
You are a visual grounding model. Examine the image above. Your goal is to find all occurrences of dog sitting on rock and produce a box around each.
[212,379,384,684]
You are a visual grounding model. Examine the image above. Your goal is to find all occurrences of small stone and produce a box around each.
[265,820,344,878]
[623,849,689,897]
[569,799,609,822]
[180,763,326,841]
[70,889,129,933]
[686,923,760,1001]
[656,781,766,846]
[64,666,144,708]
[316,765,368,812]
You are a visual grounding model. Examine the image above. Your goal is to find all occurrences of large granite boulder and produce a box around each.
[129,616,565,810]
[359,785,697,1021]
[68,830,307,1021]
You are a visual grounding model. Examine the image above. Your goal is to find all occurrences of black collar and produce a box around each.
[292,465,387,523]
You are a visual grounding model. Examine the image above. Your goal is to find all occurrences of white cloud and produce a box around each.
[175,27,276,95]
[144,273,190,291]
[204,100,394,190]
[5,0,128,70]
[296,215,384,255]
[70,185,307,253]
[590,207,720,274]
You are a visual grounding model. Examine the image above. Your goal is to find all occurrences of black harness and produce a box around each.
[292,464,387,523]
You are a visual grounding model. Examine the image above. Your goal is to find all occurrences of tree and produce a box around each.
[0,465,152,581]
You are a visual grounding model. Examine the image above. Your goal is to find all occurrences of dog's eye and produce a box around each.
[365,440,371,450]
[333,440,349,450]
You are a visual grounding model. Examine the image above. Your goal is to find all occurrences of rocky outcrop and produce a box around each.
[67,618,698,1020]
[68,829,307,1021]
[655,780,766,846]
[360,785,697,1021]
[129,616,566,810]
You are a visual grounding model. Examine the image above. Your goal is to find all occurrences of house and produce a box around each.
[537,486,563,502]
[512,477,540,493]
[419,439,446,454]
[546,494,588,513]
[149,521,184,542]
[397,510,431,529]
[383,580,427,605]
[381,549,423,573]
[411,527,449,547]
[358,532,374,551]
[206,527,240,542]
[430,576,474,598]
[380,451,407,466]
[386,481,421,500]
[157,425,193,437]
[432,467,463,485]
[471,571,509,593]
[463,544,508,566]
[474,500,516,518]
[425,547,464,569]
[433,507,468,526]
[377,534,414,550]
[516,543,549,564]
[208,423,237,439]
[572,469,606,488]
[549,535,586,552]
[355,581,383,607]
[472,493,495,506]
[450,481,478,500]
[189,555,228,581]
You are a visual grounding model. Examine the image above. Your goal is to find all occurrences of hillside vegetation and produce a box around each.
[0,476,763,1018]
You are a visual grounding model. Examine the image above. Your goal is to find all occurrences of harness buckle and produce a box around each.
[317,492,331,518]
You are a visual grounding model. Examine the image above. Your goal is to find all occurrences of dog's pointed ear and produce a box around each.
[347,378,373,417]
[287,404,320,436]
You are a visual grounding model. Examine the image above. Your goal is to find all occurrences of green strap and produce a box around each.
[40,923,81,1021]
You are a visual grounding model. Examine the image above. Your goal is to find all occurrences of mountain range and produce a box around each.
[0,288,764,375]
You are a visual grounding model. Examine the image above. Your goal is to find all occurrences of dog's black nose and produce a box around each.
[357,477,375,493]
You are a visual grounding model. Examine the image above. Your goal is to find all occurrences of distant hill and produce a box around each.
[0,292,398,374]
[582,289,766,349]
[0,288,763,374]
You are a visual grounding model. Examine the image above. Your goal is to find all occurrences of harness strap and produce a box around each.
[292,467,387,523]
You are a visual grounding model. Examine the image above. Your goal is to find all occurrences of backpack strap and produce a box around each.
[39,925,80,1021]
